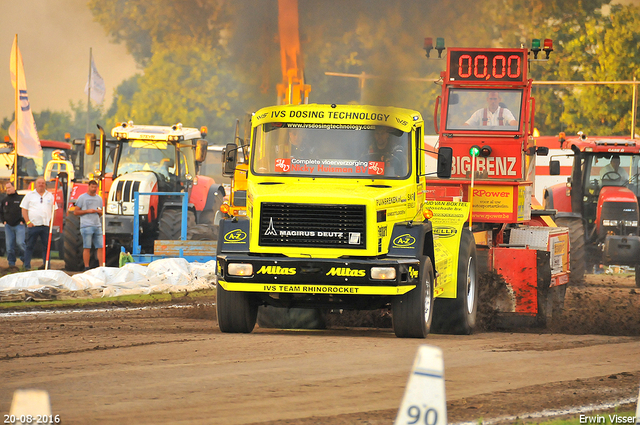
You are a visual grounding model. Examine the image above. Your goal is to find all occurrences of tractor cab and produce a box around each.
[110,122,206,193]
[580,152,640,236]
[546,136,640,282]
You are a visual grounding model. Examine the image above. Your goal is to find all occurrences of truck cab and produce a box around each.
[216,104,458,338]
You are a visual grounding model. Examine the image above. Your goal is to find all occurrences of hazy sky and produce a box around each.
[1,0,138,121]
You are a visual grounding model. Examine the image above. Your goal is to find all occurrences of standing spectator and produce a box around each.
[20,177,56,270]
[1,181,25,270]
[74,180,103,271]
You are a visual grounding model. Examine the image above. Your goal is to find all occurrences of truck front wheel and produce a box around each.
[216,283,258,333]
[432,229,478,335]
[392,257,434,338]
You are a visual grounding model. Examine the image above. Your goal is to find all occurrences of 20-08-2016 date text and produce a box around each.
[4,415,60,424]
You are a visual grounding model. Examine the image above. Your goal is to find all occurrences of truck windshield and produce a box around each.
[445,88,523,131]
[117,140,176,181]
[251,124,411,179]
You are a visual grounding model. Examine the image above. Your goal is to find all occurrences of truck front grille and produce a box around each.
[259,202,366,249]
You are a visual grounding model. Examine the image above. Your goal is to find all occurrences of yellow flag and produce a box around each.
[9,35,41,159]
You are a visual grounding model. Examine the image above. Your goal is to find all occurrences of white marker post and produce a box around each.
[9,389,52,425]
[394,345,447,425]
[635,383,639,425]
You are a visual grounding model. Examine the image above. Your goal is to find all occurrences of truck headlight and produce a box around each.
[603,220,619,226]
[371,267,396,280]
[624,220,638,227]
[228,263,253,276]
[107,203,118,213]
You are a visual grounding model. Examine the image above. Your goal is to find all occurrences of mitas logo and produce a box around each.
[368,161,384,175]
[275,158,291,172]
[256,265,296,275]
[326,267,366,277]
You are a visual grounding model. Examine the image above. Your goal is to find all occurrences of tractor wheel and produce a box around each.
[392,257,435,338]
[188,210,218,241]
[158,209,195,240]
[554,216,586,283]
[216,283,257,333]
[432,229,478,335]
[63,214,84,272]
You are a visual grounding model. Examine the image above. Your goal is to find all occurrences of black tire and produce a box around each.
[432,229,478,335]
[158,209,195,240]
[256,306,326,330]
[554,216,586,283]
[392,257,435,338]
[216,283,257,333]
[63,214,84,271]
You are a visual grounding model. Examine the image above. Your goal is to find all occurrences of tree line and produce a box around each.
[3,0,639,143]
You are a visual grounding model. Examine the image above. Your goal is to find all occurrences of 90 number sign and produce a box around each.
[448,50,527,82]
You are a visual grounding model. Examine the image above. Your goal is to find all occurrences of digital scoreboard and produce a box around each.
[448,49,527,83]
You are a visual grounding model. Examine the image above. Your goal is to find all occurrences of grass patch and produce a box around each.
[0,288,216,311]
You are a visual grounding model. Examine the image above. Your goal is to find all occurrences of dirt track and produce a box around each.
[1,272,639,424]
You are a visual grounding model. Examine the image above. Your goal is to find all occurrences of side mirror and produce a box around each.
[195,139,207,163]
[436,147,452,178]
[85,133,97,156]
[549,160,561,175]
[222,143,237,177]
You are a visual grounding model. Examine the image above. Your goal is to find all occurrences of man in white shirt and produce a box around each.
[20,177,57,270]
[464,91,518,127]
[599,155,629,186]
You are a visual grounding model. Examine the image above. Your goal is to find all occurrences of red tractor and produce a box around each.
[544,134,640,287]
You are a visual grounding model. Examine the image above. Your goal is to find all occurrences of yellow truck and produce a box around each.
[216,104,475,338]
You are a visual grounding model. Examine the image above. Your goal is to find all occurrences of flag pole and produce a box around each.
[13,35,18,187]
[86,48,92,134]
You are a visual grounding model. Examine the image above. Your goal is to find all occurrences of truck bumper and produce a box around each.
[603,235,640,265]
[217,254,421,297]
